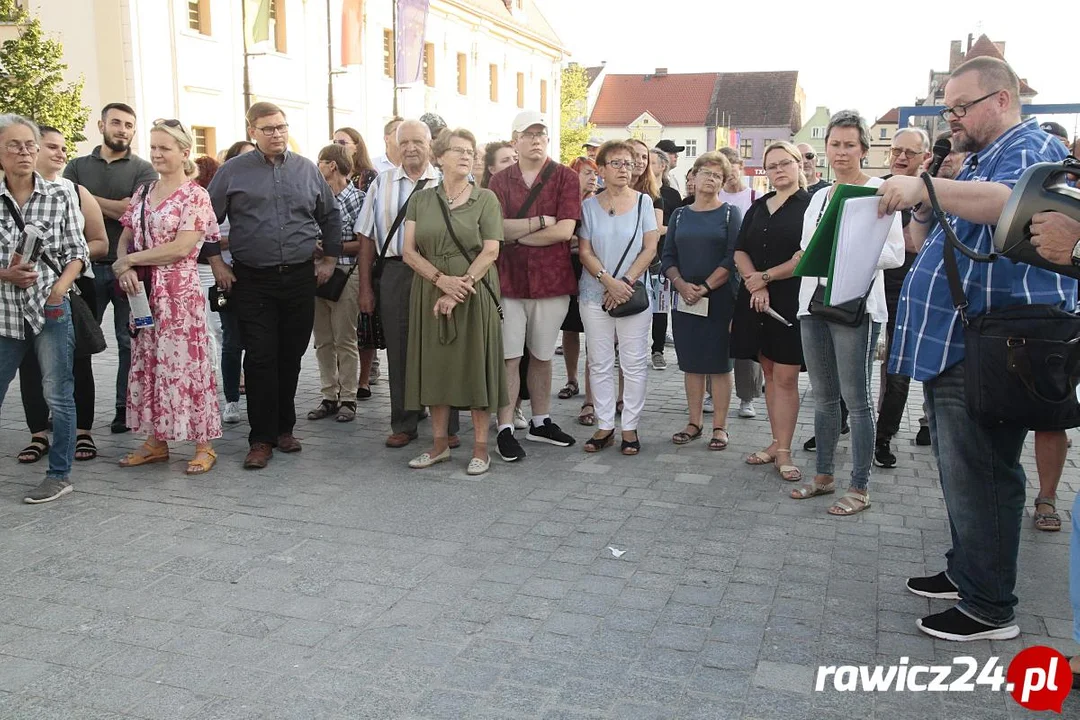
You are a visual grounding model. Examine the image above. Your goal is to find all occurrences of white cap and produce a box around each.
[512,111,549,134]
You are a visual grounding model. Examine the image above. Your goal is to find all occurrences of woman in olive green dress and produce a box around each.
[403,128,508,476]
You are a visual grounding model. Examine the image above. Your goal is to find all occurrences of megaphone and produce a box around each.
[993,158,1080,279]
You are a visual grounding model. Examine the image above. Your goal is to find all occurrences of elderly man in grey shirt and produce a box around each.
[205,102,340,470]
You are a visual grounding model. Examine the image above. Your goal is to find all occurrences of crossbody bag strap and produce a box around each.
[610,194,644,279]
[3,193,81,295]
[377,177,429,268]
[921,172,976,322]
[514,161,557,219]
[435,195,503,319]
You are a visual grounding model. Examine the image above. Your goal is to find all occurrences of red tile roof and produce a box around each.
[709,71,801,132]
[961,34,1036,95]
[875,107,899,124]
[589,72,720,126]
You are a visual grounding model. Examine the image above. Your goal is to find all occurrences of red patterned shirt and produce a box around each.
[489,159,582,299]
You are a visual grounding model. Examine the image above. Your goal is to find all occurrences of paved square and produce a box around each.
[0,329,1076,719]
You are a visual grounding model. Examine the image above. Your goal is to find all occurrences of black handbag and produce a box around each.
[2,195,106,358]
[926,171,1080,430]
[607,195,650,318]
[314,263,356,302]
[808,281,873,327]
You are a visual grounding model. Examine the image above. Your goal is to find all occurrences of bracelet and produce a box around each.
[431,271,443,285]
[466,273,476,283]
[596,269,607,281]
[539,216,547,230]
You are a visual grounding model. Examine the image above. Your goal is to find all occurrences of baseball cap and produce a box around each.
[582,136,603,148]
[1039,121,1069,141]
[419,112,447,137]
[655,139,685,154]
[512,111,549,134]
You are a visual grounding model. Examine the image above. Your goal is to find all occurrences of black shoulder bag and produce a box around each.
[514,161,557,219]
[925,171,1080,430]
[607,195,650,318]
[434,195,504,319]
[2,195,106,357]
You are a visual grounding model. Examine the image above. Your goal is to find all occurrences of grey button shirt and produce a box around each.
[205,148,341,267]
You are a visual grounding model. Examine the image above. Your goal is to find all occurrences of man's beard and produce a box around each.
[951,127,984,154]
[103,134,130,153]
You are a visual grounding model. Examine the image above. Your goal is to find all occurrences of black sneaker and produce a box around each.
[526,418,576,447]
[24,477,73,504]
[874,440,897,468]
[841,422,850,435]
[916,606,1019,642]
[110,408,129,434]
[497,428,526,462]
[803,435,816,452]
[906,571,960,600]
[915,426,931,446]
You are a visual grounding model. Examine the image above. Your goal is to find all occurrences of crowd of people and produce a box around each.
[4,55,1080,655]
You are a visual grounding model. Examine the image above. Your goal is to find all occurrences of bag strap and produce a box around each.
[611,194,645,279]
[435,194,504,319]
[377,177,429,269]
[514,161,556,219]
[3,194,83,296]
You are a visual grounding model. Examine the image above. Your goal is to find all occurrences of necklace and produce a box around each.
[444,182,470,205]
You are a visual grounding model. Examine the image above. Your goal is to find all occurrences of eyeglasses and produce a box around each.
[889,147,924,159]
[254,123,290,137]
[764,158,798,173]
[803,152,816,160]
[696,169,724,180]
[519,131,547,141]
[4,141,39,155]
[605,160,635,170]
[938,90,1003,120]
[153,118,188,134]
[446,146,476,158]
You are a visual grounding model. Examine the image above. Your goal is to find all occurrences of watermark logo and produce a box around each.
[1006,646,1071,713]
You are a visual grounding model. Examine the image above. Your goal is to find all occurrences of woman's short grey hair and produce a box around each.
[826,109,870,152]
[0,114,41,143]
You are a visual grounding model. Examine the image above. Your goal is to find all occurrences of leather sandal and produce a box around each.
[1034,496,1061,532]
[790,479,835,499]
[119,441,169,467]
[578,403,596,426]
[584,430,615,453]
[185,448,217,475]
[828,490,871,516]
[335,401,357,422]
[17,436,49,464]
[558,379,580,399]
[308,399,337,420]
[74,434,97,461]
[620,431,641,456]
[774,449,802,482]
[708,427,729,451]
[672,423,703,445]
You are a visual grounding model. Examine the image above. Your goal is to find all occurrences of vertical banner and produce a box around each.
[341,0,363,66]
[715,126,728,148]
[247,0,271,44]
[396,0,430,85]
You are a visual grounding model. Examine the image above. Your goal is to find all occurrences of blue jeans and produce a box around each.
[800,315,880,490]
[219,307,243,403]
[91,263,131,409]
[925,363,1027,627]
[1072,493,1080,644]
[0,301,76,480]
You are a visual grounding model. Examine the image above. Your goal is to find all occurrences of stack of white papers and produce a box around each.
[827,197,895,306]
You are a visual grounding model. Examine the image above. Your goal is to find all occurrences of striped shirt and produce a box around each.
[0,174,90,339]
[889,118,1076,382]
[353,163,439,258]
[334,183,364,266]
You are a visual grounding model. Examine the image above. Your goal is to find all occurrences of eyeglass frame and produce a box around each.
[253,123,290,137]
[604,159,635,170]
[3,140,39,155]
[938,90,1004,120]
[444,146,477,158]
[763,158,799,173]
[888,147,926,159]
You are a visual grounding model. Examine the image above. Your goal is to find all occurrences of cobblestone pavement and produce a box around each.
[0,324,1076,719]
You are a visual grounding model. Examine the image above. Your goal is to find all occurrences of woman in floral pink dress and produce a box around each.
[113,119,222,474]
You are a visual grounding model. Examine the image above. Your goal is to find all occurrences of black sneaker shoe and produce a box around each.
[24,477,73,504]
[915,426,931,446]
[874,440,897,469]
[497,428,526,462]
[110,408,129,434]
[803,436,816,452]
[526,418,576,447]
[916,606,1019,642]
[906,571,960,600]
[841,422,850,435]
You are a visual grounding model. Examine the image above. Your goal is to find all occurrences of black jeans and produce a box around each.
[19,348,95,432]
[876,292,909,443]
[651,312,667,355]
[232,261,316,446]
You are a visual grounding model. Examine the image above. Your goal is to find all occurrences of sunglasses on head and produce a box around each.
[153,118,187,133]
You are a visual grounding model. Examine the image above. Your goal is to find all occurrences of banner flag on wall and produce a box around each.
[396,0,430,85]
[341,0,363,66]
[247,0,270,44]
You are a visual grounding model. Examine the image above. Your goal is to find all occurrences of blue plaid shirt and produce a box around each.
[889,119,1076,382]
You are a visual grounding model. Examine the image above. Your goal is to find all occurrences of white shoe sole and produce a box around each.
[905,579,960,600]
[525,433,573,447]
[916,619,1019,642]
[24,484,73,504]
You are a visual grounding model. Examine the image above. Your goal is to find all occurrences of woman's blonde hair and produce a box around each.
[762,141,807,189]
[151,119,197,178]
[625,138,659,199]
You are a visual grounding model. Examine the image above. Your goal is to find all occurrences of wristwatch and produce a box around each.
[1071,239,1080,268]
[761,272,772,284]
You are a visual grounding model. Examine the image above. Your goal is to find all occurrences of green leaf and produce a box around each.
[559,64,595,165]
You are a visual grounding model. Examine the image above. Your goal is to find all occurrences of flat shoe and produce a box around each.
[790,480,835,500]
[466,456,490,475]
[409,447,451,469]
[185,448,217,475]
[745,450,775,465]
[119,442,169,467]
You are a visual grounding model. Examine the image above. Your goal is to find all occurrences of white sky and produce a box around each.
[540,0,1080,136]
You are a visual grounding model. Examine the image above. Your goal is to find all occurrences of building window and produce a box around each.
[539,79,547,114]
[684,139,697,158]
[456,53,467,95]
[811,126,824,139]
[383,29,394,79]
[192,126,216,157]
[187,0,210,34]
[269,0,286,53]
[763,138,776,150]
[422,42,435,87]
[489,64,498,102]
[879,127,888,140]
[818,156,826,168]
[739,138,753,159]
[516,72,524,109]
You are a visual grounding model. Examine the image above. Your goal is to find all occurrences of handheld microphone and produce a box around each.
[926,137,951,177]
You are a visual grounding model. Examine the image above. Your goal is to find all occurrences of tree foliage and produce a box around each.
[559,64,594,164]
[0,0,91,141]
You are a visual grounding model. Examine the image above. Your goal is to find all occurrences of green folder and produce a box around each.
[793,184,880,304]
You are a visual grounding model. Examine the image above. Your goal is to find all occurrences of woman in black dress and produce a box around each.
[731,141,810,482]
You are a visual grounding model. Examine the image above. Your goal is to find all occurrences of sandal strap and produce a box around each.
[1034,496,1056,509]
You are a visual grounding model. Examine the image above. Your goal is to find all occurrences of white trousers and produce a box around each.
[580,302,651,431]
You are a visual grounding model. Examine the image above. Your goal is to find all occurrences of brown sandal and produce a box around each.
[708,427,729,451]
[120,441,169,467]
[185,448,217,475]
[578,403,596,426]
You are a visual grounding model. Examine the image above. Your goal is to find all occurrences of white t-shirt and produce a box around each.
[718,187,754,218]
[796,176,905,324]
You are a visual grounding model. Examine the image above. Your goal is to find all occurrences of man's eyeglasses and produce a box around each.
[764,159,798,173]
[4,141,39,155]
[255,123,290,137]
[938,90,1003,120]
[889,147,924,159]
[519,131,547,141]
[803,152,816,160]
[605,160,635,170]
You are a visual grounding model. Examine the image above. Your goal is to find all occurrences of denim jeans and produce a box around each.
[0,301,76,480]
[219,307,243,403]
[800,315,880,490]
[925,363,1027,627]
[91,263,131,409]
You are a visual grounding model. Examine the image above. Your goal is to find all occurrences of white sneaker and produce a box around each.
[222,401,242,424]
[738,400,756,418]
[513,407,529,430]
[702,395,714,414]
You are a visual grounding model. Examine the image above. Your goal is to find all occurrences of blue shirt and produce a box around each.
[578,192,658,305]
[889,119,1077,381]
